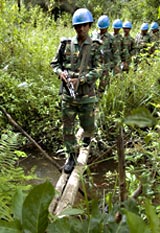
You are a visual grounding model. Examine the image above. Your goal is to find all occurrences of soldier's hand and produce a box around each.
[114,66,121,74]
[59,71,68,83]
[70,78,79,91]
[121,62,129,71]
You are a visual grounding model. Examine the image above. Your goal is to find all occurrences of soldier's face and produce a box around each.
[74,23,90,39]
[100,28,108,35]
[152,29,158,34]
[114,28,120,34]
[123,28,130,35]
[141,29,148,35]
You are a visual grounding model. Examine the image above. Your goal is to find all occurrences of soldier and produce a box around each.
[112,19,126,74]
[91,15,113,93]
[51,8,102,173]
[134,22,151,69]
[122,21,136,72]
[135,22,151,50]
[150,22,160,41]
[149,22,160,53]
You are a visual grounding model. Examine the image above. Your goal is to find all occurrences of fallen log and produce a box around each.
[49,145,90,215]
[49,171,69,213]
[0,106,61,172]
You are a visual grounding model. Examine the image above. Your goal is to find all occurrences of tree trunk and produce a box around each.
[49,146,90,215]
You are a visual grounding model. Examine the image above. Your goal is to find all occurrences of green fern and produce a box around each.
[0,130,34,221]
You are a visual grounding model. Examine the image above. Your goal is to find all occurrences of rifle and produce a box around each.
[63,70,76,99]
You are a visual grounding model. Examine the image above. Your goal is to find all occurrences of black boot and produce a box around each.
[64,153,76,174]
[83,137,91,147]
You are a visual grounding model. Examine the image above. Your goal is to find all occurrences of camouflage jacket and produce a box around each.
[122,35,136,63]
[150,30,160,42]
[112,33,128,67]
[135,32,151,53]
[150,30,160,52]
[51,36,102,103]
[91,30,114,71]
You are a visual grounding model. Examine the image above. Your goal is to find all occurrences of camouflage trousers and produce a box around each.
[61,98,95,154]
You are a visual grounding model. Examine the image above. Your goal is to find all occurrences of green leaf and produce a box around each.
[125,210,151,233]
[123,198,139,215]
[59,207,84,217]
[22,181,55,233]
[0,220,21,233]
[47,218,71,233]
[12,189,26,223]
[124,107,156,128]
[145,199,160,233]
[14,150,27,158]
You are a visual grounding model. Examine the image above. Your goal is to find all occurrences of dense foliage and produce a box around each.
[0,130,35,221]
[0,181,160,232]
[0,1,160,232]
[22,0,160,23]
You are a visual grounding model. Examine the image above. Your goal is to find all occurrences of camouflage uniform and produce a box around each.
[150,30,160,53]
[135,32,151,54]
[122,35,136,67]
[112,33,128,74]
[51,36,102,155]
[134,32,151,68]
[150,29,160,42]
[91,30,113,92]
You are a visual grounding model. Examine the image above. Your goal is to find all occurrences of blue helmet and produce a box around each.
[140,22,149,30]
[123,21,132,29]
[112,19,123,29]
[150,22,159,30]
[97,15,110,29]
[72,8,93,26]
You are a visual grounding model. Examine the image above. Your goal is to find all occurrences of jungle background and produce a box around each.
[0,0,160,232]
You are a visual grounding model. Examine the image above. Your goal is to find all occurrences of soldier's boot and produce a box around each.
[83,137,91,147]
[64,152,76,174]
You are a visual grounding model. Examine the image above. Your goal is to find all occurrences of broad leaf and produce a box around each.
[0,220,21,233]
[12,189,26,223]
[124,107,156,128]
[125,210,151,233]
[145,199,160,233]
[47,218,71,233]
[22,181,55,233]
